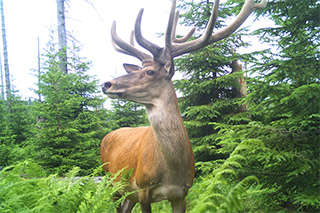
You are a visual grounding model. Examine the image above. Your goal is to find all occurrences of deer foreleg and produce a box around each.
[139,191,152,213]
[120,198,136,213]
[170,199,186,213]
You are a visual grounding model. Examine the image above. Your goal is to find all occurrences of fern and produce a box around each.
[189,174,259,213]
[0,161,127,212]
[188,142,260,213]
[219,176,259,213]
[293,191,320,211]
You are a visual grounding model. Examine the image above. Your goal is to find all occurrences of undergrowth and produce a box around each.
[0,161,125,213]
[1,140,292,212]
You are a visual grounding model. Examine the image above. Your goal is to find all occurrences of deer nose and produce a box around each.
[103,82,112,89]
[102,81,112,93]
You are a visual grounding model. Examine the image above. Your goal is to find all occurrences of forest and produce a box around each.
[0,0,319,212]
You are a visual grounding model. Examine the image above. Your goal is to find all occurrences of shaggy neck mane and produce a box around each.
[146,82,190,169]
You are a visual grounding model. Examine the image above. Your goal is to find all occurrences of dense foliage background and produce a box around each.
[0,0,319,212]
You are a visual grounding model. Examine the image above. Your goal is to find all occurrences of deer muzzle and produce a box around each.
[102,81,125,99]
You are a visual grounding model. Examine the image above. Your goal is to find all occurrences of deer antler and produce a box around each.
[134,9,165,59]
[111,0,267,63]
[111,21,152,62]
[169,0,267,57]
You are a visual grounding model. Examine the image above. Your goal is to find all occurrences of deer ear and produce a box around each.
[163,49,175,79]
[123,64,141,74]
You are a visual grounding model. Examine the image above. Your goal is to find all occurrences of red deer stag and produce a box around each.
[101,0,267,212]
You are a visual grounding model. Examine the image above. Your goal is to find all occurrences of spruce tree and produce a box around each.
[32,38,107,176]
[174,0,252,164]
[0,94,35,168]
[0,98,11,168]
[209,0,319,211]
[108,99,148,130]
[242,0,319,210]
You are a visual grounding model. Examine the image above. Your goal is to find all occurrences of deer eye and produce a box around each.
[146,70,155,76]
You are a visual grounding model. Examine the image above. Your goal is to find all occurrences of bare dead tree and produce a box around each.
[57,0,68,74]
[232,59,248,112]
[37,37,42,102]
[0,52,4,100]
[0,0,10,100]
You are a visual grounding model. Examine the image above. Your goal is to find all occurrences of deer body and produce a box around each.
[101,1,266,212]
[101,62,194,212]
[101,76,194,196]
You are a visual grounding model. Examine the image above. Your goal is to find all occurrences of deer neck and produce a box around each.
[145,82,191,168]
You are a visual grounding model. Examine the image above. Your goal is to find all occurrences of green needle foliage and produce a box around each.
[29,37,108,176]
[174,0,319,211]
[243,0,319,210]
[0,95,35,168]
[175,0,253,168]
[108,99,149,130]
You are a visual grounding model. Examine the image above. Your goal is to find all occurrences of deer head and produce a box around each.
[102,0,267,106]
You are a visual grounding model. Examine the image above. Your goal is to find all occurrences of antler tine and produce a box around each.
[130,31,135,46]
[111,30,134,56]
[111,21,152,62]
[171,11,179,42]
[164,0,196,46]
[172,11,196,43]
[210,0,267,42]
[111,40,131,55]
[202,0,220,42]
[171,0,267,58]
[135,9,162,58]
[164,0,176,50]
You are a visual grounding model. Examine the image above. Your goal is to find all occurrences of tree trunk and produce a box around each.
[232,59,248,112]
[37,37,42,101]
[0,52,4,100]
[57,0,67,74]
[0,0,10,100]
